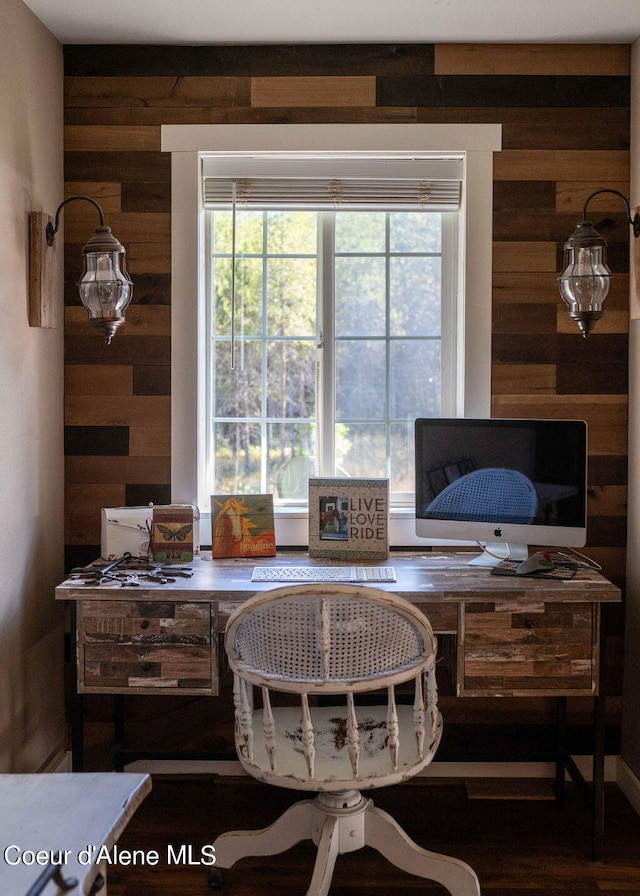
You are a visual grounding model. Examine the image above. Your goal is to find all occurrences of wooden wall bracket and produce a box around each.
[28,211,60,328]
[631,205,640,321]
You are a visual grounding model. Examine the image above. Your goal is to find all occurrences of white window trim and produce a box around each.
[162,124,502,547]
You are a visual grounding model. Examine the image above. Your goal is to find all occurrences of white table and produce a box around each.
[0,772,151,895]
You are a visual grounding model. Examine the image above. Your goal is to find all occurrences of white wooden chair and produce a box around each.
[211,583,481,896]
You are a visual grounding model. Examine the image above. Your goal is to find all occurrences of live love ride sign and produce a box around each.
[308,478,389,561]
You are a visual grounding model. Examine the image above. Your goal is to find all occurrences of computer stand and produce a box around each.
[466,542,529,567]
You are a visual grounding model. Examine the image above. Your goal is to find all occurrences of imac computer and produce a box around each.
[414,418,587,566]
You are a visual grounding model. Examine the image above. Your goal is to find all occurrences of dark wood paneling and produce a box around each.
[64,151,170,182]
[66,545,101,571]
[503,117,630,150]
[121,182,171,214]
[494,180,557,211]
[493,211,630,244]
[64,44,436,77]
[377,75,630,107]
[133,366,171,396]
[125,484,172,506]
[64,76,252,109]
[589,455,628,485]
[492,304,558,335]
[493,334,559,364]
[557,335,628,394]
[65,104,420,126]
[65,335,171,365]
[587,516,628,546]
[65,425,129,456]
[123,273,171,306]
[66,455,171,484]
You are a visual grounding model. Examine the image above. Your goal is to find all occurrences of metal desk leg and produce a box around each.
[114,695,125,771]
[70,602,84,772]
[554,696,567,805]
[592,694,606,861]
[554,694,606,861]
[71,690,84,772]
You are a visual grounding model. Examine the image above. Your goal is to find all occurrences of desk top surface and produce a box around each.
[56,551,621,604]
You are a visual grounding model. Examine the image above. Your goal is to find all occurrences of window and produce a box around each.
[163,124,502,545]
[206,206,457,505]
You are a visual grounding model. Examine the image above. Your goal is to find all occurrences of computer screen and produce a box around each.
[414,418,587,565]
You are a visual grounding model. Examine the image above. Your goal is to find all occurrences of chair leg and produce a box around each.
[213,799,315,869]
[364,804,481,896]
[305,815,341,896]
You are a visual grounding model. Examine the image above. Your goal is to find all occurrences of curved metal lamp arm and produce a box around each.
[582,188,640,238]
[46,195,106,245]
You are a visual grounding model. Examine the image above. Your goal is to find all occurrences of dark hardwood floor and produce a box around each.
[107,774,640,895]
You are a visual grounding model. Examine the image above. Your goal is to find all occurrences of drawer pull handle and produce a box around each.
[27,861,78,896]
[140,620,150,629]
[525,620,534,630]
[142,663,152,672]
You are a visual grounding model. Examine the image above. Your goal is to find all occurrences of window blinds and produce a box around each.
[202,157,464,211]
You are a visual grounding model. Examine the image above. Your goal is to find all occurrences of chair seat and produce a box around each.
[238,704,443,792]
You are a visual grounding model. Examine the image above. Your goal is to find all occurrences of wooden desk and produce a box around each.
[56,551,621,858]
[0,772,150,896]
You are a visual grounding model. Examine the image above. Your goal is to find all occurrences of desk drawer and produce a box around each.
[77,600,218,695]
[461,602,596,696]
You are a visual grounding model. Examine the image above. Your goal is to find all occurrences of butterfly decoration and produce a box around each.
[156,523,193,542]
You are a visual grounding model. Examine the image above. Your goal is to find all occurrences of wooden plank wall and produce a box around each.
[62,44,630,749]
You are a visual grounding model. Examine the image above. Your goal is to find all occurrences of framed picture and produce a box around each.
[308,478,389,560]
[211,494,276,559]
[152,505,196,562]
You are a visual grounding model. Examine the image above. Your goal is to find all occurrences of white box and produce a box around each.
[101,505,200,561]
[101,506,153,561]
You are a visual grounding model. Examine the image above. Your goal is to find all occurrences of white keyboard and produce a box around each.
[251,566,396,583]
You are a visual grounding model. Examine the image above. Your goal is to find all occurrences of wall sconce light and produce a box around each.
[558,189,640,337]
[29,195,133,344]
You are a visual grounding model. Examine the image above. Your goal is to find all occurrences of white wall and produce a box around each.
[0,0,65,770]
[622,36,640,785]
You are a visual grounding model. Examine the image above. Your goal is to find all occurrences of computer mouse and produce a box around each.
[515,553,555,575]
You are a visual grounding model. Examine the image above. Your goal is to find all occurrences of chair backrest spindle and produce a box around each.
[234,676,254,761]
[346,691,360,776]
[319,598,330,682]
[413,671,425,759]
[300,692,315,778]
[387,684,399,770]
[261,686,276,772]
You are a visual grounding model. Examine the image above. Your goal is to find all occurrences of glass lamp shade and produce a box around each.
[557,220,611,337]
[78,225,134,344]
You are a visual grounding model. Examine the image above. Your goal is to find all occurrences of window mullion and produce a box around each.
[318,212,336,477]
[260,211,269,491]
[385,213,392,481]
[205,214,216,499]
[440,212,458,417]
